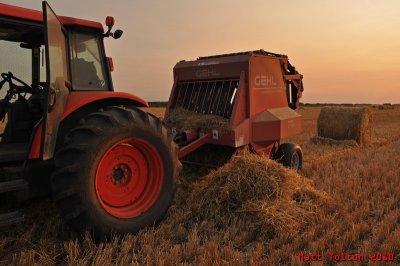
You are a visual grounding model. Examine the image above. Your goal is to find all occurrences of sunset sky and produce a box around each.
[3,0,400,103]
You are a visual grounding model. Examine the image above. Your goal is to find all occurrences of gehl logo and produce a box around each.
[195,68,220,78]
[254,75,277,88]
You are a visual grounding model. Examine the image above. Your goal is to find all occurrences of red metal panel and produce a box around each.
[61,91,148,119]
[249,56,288,117]
[178,133,212,159]
[229,71,248,128]
[253,120,281,142]
[0,3,103,31]
[252,107,303,142]
[251,142,275,157]
[208,129,234,147]
[183,130,199,143]
[28,92,148,159]
[231,119,250,147]
[205,119,250,148]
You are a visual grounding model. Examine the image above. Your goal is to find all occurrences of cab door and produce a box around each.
[42,1,70,160]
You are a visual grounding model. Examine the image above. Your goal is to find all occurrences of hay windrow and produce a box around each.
[184,150,330,239]
[164,107,229,131]
[310,136,359,147]
[317,107,373,145]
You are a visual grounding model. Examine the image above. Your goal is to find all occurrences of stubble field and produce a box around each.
[1,106,400,265]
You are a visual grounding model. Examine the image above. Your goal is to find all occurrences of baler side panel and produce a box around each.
[249,56,288,117]
[229,71,248,128]
[205,118,250,148]
[252,107,303,142]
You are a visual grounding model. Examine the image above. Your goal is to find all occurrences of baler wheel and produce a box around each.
[274,143,303,171]
[51,106,180,239]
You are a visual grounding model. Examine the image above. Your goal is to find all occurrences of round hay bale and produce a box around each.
[317,107,373,145]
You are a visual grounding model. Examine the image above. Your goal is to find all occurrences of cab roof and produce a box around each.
[0,3,104,32]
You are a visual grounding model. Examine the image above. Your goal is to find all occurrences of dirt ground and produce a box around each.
[1,106,400,265]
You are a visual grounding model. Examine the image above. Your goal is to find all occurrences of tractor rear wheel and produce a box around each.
[51,106,180,239]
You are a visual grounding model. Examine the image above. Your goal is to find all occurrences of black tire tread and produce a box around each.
[274,143,303,171]
[51,106,180,238]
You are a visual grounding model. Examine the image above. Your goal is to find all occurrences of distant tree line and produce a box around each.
[148,102,168,107]
[300,103,398,108]
[148,102,398,109]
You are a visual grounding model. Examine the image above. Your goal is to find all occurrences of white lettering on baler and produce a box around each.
[195,68,220,78]
[254,75,277,87]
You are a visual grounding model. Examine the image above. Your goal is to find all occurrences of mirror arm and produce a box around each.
[103,25,113,38]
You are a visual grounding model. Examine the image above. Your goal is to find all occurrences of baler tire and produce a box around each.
[274,143,303,171]
[51,106,180,240]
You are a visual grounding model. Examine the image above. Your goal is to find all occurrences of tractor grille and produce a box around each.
[174,79,239,118]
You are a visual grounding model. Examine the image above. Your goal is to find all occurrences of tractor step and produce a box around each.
[0,143,29,163]
[0,179,28,194]
[0,211,24,227]
[0,180,28,227]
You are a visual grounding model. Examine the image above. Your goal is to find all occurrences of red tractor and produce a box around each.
[0,2,179,238]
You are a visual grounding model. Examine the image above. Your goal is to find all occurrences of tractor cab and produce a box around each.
[0,18,45,162]
[0,2,115,163]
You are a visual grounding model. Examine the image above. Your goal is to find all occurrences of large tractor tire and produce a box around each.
[51,106,180,239]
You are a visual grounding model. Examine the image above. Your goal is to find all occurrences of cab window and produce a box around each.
[70,32,108,91]
[0,41,46,96]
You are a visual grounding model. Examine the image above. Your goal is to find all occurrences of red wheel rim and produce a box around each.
[95,138,164,218]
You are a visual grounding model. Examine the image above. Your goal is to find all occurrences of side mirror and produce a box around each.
[113,30,123,39]
[103,16,123,39]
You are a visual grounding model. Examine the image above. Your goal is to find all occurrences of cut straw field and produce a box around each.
[1,106,400,265]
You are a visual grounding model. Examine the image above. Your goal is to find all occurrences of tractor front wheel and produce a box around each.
[51,106,180,239]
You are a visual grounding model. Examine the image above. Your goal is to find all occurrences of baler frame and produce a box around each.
[167,50,304,165]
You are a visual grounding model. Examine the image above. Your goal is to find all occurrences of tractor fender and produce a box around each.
[29,91,148,159]
[62,91,148,119]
